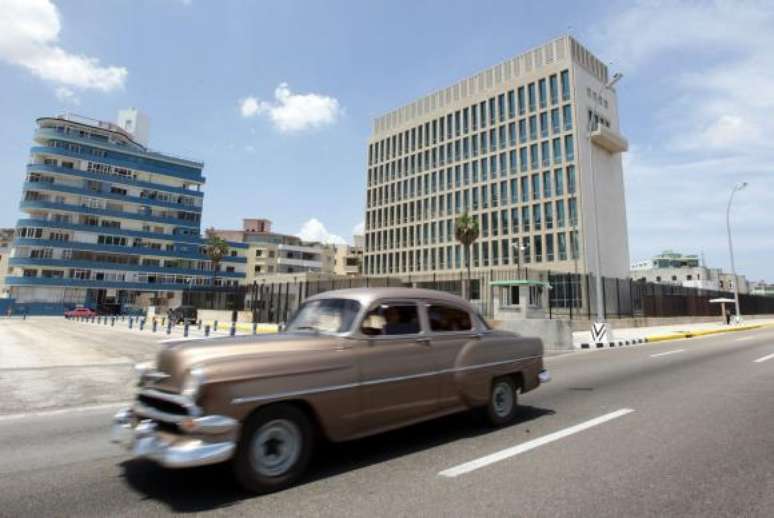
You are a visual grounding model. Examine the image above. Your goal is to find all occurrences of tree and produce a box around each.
[204,227,229,290]
[455,212,479,300]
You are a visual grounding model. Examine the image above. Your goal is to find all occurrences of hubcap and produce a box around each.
[492,382,515,418]
[250,419,302,477]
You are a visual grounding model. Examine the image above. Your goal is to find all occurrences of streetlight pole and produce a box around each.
[726,181,747,324]
[587,72,623,342]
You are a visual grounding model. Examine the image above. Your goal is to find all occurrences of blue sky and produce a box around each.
[0,0,771,281]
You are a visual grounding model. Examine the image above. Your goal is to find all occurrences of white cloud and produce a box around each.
[593,1,774,153]
[240,97,260,117]
[296,218,346,245]
[239,83,341,133]
[352,221,365,235]
[0,0,127,92]
[54,86,79,105]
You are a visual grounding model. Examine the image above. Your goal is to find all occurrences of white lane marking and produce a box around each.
[438,408,635,478]
[0,402,129,422]
[650,349,686,358]
[753,353,774,363]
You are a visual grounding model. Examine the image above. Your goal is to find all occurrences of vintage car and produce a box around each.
[64,306,97,318]
[112,288,549,493]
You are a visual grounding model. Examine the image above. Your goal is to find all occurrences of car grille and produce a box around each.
[137,393,190,416]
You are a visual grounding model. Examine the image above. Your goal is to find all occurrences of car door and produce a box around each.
[356,299,439,432]
[424,301,482,411]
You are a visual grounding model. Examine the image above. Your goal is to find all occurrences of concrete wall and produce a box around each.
[491,318,574,350]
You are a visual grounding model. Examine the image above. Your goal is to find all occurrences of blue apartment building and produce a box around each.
[5,112,246,313]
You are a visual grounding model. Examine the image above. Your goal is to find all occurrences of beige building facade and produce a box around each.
[363,35,629,280]
[333,235,364,276]
[213,219,337,285]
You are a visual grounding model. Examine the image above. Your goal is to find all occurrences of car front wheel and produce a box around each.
[485,377,519,426]
[233,404,315,494]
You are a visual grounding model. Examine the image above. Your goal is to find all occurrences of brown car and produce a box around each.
[112,288,550,493]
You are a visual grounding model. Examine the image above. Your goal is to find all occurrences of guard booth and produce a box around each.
[489,280,552,320]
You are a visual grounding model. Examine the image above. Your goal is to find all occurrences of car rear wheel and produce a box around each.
[233,404,315,494]
[485,377,519,426]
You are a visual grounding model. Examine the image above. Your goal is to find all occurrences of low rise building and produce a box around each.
[630,250,749,294]
[750,282,774,297]
[212,219,336,283]
[334,234,364,276]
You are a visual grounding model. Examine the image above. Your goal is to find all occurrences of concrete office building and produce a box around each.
[212,219,336,284]
[6,112,246,312]
[363,35,629,279]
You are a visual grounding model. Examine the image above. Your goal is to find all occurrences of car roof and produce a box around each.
[305,287,474,310]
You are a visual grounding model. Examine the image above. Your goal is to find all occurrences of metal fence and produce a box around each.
[209,269,774,324]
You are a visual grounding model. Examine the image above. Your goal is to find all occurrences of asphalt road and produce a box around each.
[0,325,772,517]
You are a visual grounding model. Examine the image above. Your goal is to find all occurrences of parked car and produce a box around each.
[112,288,549,493]
[167,305,198,326]
[65,306,97,318]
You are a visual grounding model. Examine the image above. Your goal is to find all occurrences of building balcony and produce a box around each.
[9,257,245,278]
[30,144,205,184]
[276,257,323,269]
[33,128,204,180]
[19,200,200,229]
[14,218,202,244]
[22,180,203,213]
[590,126,629,154]
[26,163,204,198]
[12,238,246,263]
[4,275,238,292]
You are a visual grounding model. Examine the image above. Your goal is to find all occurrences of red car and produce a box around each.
[65,307,97,318]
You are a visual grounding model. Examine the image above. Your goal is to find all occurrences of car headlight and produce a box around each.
[181,367,206,400]
[134,361,153,380]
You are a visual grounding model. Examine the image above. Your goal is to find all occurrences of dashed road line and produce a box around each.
[438,408,635,478]
[753,353,774,364]
[650,349,686,358]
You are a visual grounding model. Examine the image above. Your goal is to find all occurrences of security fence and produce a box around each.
[215,269,774,324]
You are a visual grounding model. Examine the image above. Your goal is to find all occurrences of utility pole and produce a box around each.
[726,182,747,324]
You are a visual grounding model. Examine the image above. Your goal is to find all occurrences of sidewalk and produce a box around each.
[572,317,774,349]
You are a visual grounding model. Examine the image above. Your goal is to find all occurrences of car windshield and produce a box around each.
[285,298,361,334]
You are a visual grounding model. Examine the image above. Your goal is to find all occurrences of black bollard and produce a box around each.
[204,324,210,337]
[230,322,236,336]
[184,323,189,337]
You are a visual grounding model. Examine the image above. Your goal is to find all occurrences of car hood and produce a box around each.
[148,332,345,392]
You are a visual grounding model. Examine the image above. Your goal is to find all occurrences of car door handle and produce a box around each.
[415,338,431,346]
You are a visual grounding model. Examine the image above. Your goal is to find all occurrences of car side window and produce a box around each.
[361,303,420,336]
[427,303,472,332]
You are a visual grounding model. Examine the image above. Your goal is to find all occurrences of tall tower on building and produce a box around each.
[116,108,150,147]
[363,35,630,279]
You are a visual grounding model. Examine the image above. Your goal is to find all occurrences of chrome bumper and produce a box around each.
[538,369,551,383]
[111,407,237,468]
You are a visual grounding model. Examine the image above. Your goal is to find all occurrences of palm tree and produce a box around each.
[204,227,229,291]
[455,212,479,300]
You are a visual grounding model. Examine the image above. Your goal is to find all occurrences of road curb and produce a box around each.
[577,322,774,349]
